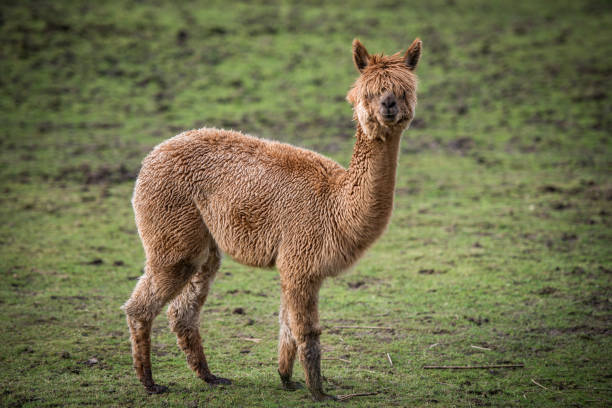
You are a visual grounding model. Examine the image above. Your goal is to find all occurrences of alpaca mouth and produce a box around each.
[382,114,397,124]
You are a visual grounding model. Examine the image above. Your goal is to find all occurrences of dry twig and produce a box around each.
[335,325,394,330]
[386,353,393,366]
[337,391,379,401]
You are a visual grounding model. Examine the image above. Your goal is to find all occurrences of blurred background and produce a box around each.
[0,1,610,407]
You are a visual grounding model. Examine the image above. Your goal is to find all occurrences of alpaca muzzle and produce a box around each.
[380,92,398,123]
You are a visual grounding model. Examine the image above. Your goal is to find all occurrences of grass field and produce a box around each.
[0,0,610,406]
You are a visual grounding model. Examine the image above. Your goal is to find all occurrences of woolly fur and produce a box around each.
[123,38,422,401]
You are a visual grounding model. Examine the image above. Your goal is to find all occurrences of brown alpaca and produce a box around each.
[123,38,422,401]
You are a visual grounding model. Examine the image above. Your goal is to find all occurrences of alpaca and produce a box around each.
[123,38,422,401]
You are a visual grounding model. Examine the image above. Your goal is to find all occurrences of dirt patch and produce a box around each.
[572,90,607,102]
[454,103,469,116]
[432,328,452,335]
[419,269,447,275]
[50,295,86,301]
[401,134,443,154]
[420,25,450,67]
[226,289,268,297]
[396,186,420,195]
[447,136,474,154]
[551,201,571,211]
[584,183,612,201]
[539,185,563,193]
[176,29,189,46]
[410,117,426,129]
[401,135,482,156]
[84,357,99,367]
[568,266,585,275]
[529,325,610,336]
[583,292,612,311]
[465,316,489,326]
[598,265,611,274]
[55,163,138,185]
[5,395,41,407]
[536,286,558,295]
[504,135,541,153]
[36,121,122,133]
[561,233,577,242]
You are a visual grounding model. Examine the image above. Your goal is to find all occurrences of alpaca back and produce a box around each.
[134,128,345,269]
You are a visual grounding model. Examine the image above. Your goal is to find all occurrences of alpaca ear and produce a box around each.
[352,39,370,72]
[404,38,422,70]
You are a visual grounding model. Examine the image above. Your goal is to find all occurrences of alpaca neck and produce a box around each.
[335,123,402,257]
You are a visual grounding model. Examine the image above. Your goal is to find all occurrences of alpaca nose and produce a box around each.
[380,93,398,119]
[382,95,396,109]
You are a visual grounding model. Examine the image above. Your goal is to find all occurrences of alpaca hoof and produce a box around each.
[282,380,304,391]
[205,375,232,386]
[145,384,168,394]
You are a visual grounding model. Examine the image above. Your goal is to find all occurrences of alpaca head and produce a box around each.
[346,38,422,140]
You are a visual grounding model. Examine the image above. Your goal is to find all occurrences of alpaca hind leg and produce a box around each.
[123,261,196,393]
[278,295,302,390]
[167,244,231,385]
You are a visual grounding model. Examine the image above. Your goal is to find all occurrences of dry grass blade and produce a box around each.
[531,378,551,391]
[470,345,491,351]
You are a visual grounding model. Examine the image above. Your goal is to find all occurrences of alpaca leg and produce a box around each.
[282,280,336,402]
[278,295,302,391]
[123,261,196,393]
[167,245,231,385]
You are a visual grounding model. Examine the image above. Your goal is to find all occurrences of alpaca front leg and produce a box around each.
[278,298,302,391]
[282,284,337,402]
[298,331,332,401]
[298,328,339,401]
[278,324,302,390]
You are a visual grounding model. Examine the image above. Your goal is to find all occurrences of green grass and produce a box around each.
[1,0,610,406]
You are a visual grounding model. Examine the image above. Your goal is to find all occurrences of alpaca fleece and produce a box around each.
[123,37,422,402]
